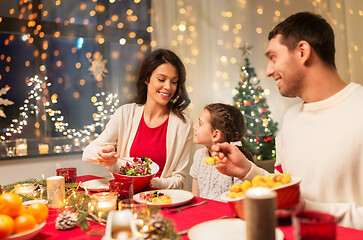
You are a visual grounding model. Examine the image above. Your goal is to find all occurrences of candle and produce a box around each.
[244,187,277,240]
[38,143,49,154]
[47,176,66,208]
[16,144,27,156]
[14,183,34,195]
[92,192,117,213]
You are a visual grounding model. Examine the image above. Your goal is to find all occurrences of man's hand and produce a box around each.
[211,142,252,179]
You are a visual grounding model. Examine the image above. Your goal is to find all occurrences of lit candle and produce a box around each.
[38,143,49,154]
[93,192,117,213]
[14,183,34,195]
[47,176,65,208]
[16,143,27,156]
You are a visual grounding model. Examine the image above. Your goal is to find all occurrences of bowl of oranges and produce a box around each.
[0,192,48,239]
[220,173,301,219]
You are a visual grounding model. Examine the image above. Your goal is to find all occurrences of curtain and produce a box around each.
[151,0,362,126]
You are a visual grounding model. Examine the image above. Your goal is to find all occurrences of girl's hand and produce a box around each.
[211,142,252,179]
[97,145,119,166]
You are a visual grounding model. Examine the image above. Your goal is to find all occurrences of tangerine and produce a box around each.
[18,204,27,216]
[0,193,23,218]
[13,214,36,234]
[26,202,49,223]
[0,214,14,237]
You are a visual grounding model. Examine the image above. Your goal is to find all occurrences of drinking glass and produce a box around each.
[109,178,134,206]
[293,210,336,240]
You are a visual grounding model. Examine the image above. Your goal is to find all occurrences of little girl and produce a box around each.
[189,103,253,201]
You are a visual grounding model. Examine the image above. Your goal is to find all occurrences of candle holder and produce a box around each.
[56,167,77,183]
[38,143,49,154]
[14,183,35,197]
[15,138,27,156]
[90,192,117,220]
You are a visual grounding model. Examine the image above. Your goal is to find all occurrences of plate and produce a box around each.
[4,222,46,240]
[188,219,284,240]
[23,199,48,205]
[80,178,109,191]
[133,189,194,208]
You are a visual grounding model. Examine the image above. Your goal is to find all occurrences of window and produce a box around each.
[0,0,151,159]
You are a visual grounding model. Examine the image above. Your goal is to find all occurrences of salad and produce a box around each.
[119,157,152,176]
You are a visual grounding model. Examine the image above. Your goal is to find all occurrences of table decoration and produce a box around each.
[38,143,49,154]
[244,187,277,240]
[15,138,27,156]
[14,183,35,196]
[56,167,77,183]
[47,176,66,208]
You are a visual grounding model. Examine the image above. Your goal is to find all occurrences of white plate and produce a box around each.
[4,222,46,240]
[188,219,284,240]
[23,199,48,205]
[80,178,109,191]
[133,189,194,208]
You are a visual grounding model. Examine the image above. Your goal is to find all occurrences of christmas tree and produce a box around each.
[233,43,278,161]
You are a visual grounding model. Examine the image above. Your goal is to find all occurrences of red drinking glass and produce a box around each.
[56,167,77,183]
[109,178,134,206]
[293,210,336,240]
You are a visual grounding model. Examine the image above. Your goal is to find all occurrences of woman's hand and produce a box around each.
[97,145,119,166]
[211,142,252,179]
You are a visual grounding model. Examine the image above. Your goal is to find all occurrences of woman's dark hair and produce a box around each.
[268,12,336,69]
[205,103,254,162]
[134,49,190,122]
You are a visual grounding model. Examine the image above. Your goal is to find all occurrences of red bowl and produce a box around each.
[106,158,159,193]
[221,177,301,219]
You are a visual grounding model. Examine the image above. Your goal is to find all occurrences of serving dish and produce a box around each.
[220,177,301,219]
[3,222,46,240]
[106,157,159,193]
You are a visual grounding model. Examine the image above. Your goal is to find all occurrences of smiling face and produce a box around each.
[146,63,178,107]
[193,109,215,148]
[265,34,305,98]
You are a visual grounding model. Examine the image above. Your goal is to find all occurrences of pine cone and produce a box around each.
[55,209,78,230]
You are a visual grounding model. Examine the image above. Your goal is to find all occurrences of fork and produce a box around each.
[170,200,208,213]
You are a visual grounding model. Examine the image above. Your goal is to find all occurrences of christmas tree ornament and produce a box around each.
[88,52,108,81]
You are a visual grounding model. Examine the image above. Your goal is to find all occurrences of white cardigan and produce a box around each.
[82,103,193,189]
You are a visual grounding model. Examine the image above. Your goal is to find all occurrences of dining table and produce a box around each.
[32,175,363,240]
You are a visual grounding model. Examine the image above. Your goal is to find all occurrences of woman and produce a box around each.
[82,49,193,189]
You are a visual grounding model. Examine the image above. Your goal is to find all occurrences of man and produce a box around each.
[213,12,363,229]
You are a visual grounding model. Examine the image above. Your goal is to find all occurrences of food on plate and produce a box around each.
[227,173,292,198]
[0,192,49,237]
[139,191,172,204]
[119,157,152,176]
[204,156,221,165]
[151,195,172,205]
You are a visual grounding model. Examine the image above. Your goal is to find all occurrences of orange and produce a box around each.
[18,204,27,216]
[26,202,49,223]
[13,214,36,234]
[0,193,23,218]
[0,214,14,237]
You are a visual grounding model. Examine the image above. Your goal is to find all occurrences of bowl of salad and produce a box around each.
[106,157,159,193]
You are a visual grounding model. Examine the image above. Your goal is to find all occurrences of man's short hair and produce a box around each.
[268,12,336,69]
